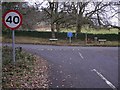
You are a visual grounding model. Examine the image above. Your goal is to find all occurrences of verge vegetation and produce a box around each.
[2,31,119,46]
[2,46,49,88]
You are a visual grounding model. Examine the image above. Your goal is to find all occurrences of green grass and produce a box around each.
[60,28,119,34]
[81,28,119,34]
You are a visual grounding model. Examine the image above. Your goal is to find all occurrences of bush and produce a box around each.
[2,30,119,41]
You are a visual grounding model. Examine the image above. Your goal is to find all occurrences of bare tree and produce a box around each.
[41,1,66,38]
[5,1,119,38]
[62,1,119,38]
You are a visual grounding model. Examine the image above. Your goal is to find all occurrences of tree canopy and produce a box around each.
[2,1,120,38]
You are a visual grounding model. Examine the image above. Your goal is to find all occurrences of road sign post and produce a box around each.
[3,10,22,63]
[12,30,15,63]
[69,37,71,43]
[67,32,73,43]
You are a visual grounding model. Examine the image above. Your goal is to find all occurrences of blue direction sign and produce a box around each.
[67,32,73,38]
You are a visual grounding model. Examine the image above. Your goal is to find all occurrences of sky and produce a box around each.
[25,0,119,3]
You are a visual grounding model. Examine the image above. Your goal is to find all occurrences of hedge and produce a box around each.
[2,30,119,41]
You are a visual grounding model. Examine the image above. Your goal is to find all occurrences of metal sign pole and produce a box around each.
[69,37,71,43]
[3,10,22,64]
[12,30,15,63]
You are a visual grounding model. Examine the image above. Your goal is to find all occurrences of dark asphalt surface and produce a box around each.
[3,44,118,89]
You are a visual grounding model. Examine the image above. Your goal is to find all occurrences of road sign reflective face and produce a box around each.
[3,10,22,30]
[67,32,73,38]
[5,12,21,28]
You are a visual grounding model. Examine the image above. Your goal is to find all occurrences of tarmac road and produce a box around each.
[3,44,118,89]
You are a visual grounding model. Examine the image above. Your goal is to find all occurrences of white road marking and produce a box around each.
[78,52,84,59]
[91,69,116,89]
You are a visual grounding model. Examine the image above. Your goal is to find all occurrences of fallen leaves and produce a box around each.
[2,46,49,88]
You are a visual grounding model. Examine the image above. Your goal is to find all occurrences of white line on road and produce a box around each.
[91,69,116,89]
[78,52,84,59]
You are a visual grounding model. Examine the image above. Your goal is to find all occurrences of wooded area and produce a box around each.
[2,1,120,38]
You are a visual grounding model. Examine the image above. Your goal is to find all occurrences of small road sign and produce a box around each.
[67,32,73,43]
[3,10,22,63]
[67,32,73,38]
[3,10,22,30]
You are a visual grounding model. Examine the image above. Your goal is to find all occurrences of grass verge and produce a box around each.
[2,46,49,88]
[2,36,119,47]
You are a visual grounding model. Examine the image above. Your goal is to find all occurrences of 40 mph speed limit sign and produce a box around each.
[3,10,22,63]
[3,10,22,30]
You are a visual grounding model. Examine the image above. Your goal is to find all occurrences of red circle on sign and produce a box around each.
[3,10,22,30]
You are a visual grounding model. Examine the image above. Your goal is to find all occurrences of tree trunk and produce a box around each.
[51,22,55,39]
[56,22,60,33]
[75,3,82,39]
[75,15,82,39]
[75,24,82,39]
[50,2,55,39]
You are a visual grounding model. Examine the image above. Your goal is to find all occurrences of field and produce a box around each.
[35,27,119,34]
[60,28,119,34]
